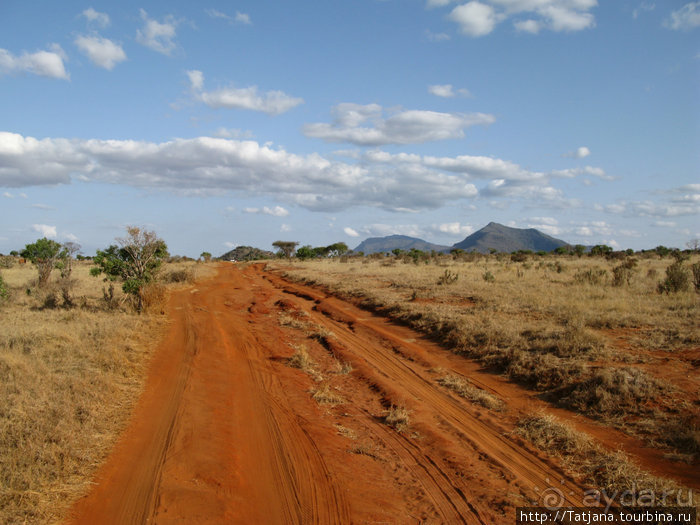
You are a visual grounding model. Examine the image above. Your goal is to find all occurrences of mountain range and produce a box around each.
[353,222,569,254]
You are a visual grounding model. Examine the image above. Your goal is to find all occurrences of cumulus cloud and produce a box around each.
[428,84,472,98]
[0,131,609,214]
[244,206,290,217]
[303,103,495,146]
[564,146,591,158]
[344,227,360,237]
[603,185,700,218]
[32,224,57,238]
[187,70,303,115]
[81,7,110,27]
[75,35,126,70]
[449,2,498,36]
[433,222,474,236]
[0,45,69,79]
[664,2,700,30]
[136,9,179,55]
[526,217,561,235]
[235,12,252,25]
[437,0,597,36]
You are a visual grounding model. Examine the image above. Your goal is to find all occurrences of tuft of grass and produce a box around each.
[288,345,315,371]
[274,254,699,457]
[311,382,345,405]
[437,374,504,411]
[516,414,682,498]
[384,405,411,432]
[559,367,667,416]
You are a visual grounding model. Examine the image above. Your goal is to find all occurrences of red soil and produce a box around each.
[65,264,698,524]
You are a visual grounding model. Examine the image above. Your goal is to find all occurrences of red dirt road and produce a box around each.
[65,264,695,524]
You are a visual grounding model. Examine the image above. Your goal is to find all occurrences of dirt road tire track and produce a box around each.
[68,262,691,524]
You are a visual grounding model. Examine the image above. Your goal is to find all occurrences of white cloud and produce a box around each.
[244,206,289,217]
[514,19,541,33]
[187,70,303,115]
[449,2,498,36]
[235,12,252,25]
[362,224,425,238]
[604,186,700,217]
[75,35,126,70]
[425,30,451,41]
[527,217,561,235]
[632,2,655,19]
[81,7,110,27]
[280,224,292,232]
[224,241,236,249]
[31,203,55,210]
[32,224,57,238]
[0,131,611,214]
[205,9,232,22]
[564,146,591,158]
[653,221,676,228]
[0,45,69,79]
[136,9,179,55]
[303,103,495,146]
[434,222,474,236]
[439,0,597,36]
[664,2,700,30]
[427,0,453,7]
[212,127,254,139]
[344,227,360,237]
[428,84,472,98]
[3,192,13,198]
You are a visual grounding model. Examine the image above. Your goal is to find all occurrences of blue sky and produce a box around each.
[1,0,698,256]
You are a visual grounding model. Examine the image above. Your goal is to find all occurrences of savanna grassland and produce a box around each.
[272,250,700,494]
[0,259,214,524]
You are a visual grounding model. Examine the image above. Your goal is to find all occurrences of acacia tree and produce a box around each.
[91,227,169,312]
[200,251,212,263]
[272,241,298,259]
[21,238,65,287]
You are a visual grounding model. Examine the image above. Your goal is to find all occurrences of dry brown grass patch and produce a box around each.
[437,374,504,411]
[384,405,411,432]
[516,414,684,499]
[311,382,345,405]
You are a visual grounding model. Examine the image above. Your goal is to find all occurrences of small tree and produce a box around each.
[326,242,348,257]
[295,245,316,260]
[91,227,169,312]
[573,245,586,257]
[21,238,65,287]
[272,241,298,259]
[200,251,212,263]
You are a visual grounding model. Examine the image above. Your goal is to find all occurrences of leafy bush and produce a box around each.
[482,270,495,282]
[692,263,700,293]
[574,267,607,285]
[657,260,690,294]
[612,258,637,287]
[437,269,459,285]
[0,273,9,303]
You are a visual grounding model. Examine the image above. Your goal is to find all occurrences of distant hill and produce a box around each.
[353,235,450,255]
[453,222,569,253]
[219,246,274,261]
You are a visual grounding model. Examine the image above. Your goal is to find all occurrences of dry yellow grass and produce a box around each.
[272,253,700,458]
[0,259,210,524]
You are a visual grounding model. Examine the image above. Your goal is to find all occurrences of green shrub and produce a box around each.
[612,258,637,287]
[692,263,700,293]
[0,273,9,303]
[657,260,690,294]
